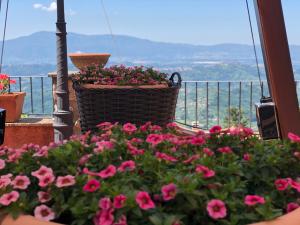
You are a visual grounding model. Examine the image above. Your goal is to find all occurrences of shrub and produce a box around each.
[0,74,16,94]
[1,123,300,225]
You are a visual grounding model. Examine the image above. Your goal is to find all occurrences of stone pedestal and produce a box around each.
[48,71,81,134]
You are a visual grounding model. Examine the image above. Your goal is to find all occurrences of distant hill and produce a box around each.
[3,31,300,65]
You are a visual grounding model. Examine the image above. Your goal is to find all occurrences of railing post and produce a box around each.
[53,0,73,141]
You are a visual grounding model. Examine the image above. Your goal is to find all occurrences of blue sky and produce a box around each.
[3,0,300,45]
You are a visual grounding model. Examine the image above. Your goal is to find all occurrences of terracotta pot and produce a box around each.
[0,92,26,123]
[0,215,62,225]
[68,53,111,70]
[251,208,300,225]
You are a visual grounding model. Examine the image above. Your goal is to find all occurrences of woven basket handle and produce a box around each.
[169,72,182,87]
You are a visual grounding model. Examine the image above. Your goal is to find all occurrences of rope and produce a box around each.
[0,0,9,73]
[100,0,120,61]
[245,0,264,98]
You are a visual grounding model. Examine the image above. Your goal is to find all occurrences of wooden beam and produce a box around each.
[254,0,300,138]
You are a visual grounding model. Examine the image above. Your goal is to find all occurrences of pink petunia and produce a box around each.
[33,146,49,157]
[98,165,117,179]
[83,168,99,177]
[190,136,206,146]
[146,134,164,146]
[34,205,55,221]
[122,123,137,134]
[135,191,155,210]
[31,165,54,179]
[217,147,233,154]
[183,154,200,164]
[209,125,222,134]
[0,174,12,189]
[56,175,76,188]
[203,148,214,157]
[288,179,300,191]
[161,183,177,201]
[79,154,92,166]
[287,202,300,213]
[0,191,19,206]
[196,165,215,178]
[94,141,115,154]
[83,179,100,192]
[94,208,115,225]
[155,152,177,162]
[244,195,265,206]
[0,159,5,170]
[118,161,136,172]
[99,197,112,210]
[12,175,31,190]
[243,153,251,161]
[38,174,55,188]
[113,194,127,209]
[288,132,300,143]
[206,199,227,219]
[38,191,52,203]
[275,178,289,191]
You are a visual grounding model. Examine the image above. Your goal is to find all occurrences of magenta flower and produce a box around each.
[83,168,99,177]
[0,191,19,206]
[12,175,31,190]
[146,134,164,146]
[0,159,5,170]
[113,194,127,209]
[94,141,115,153]
[209,125,222,134]
[38,191,52,203]
[122,123,137,134]
[34,205,55,221]
[135,191,155,210]
[275,178,289,191]
[190,136,206,146]
[206,199,227,220]
[183,154,200,164]
[243,153,251,161]
[56,175,76,188]
[31,165,54,179]
[83,179,100,192]
[217,147,233,154]
[161,183,177,201]
[203,148,214,157]
[0,174,12,189]
[98,165,117,179]
[94,208,114,225]
[155,152,178,162]
[244,195,265,206]
[38,174,55,188]
[196,165,215,178]
[99,197,112,210]
[287,202,300,213]
[288,132,300,143]
[118,160,136,172]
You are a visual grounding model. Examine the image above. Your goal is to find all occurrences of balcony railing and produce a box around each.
[7,76,300,130]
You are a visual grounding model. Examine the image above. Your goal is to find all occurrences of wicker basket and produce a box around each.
[73,73,181,132]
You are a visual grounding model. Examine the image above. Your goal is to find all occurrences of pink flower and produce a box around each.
[244,195,265,206]
[206,199,227,219]
[79,154,92,165]
[12,175,31,190]
[288,132,300,143]
[31,165,54,179]
[161,183,177,201]
[203,148,214,156]
[83,168,99,177]
[275,178,289,191]
[166,122,178,129]
[217,147,233,154]
[196,165,215,178]
[0,191,19,206]
[288,179,300,191]
[209,125,222,134]
[190,136,206,146]
[34,205,55,221]
[118,161,136,172]
[113,194,127,209]
[94,208,114,225]
[183,154,200,164]
[0,159,5,170]
[83,179,100,192]
[135,191,155,210]
[150,125,162,132]
[38,174,55,188]
[99,197,112,210]
[155,152,177,162]
[99,165,117,179]
[95,141,115,153]
[243,153,251,161]
[38,191,52,203]
[140,122,152,132]
[146,134,164,146]
[0,174,12,188]
[122,123,137,134]
[56,175,76,188]
[33,146,49,157]
[287,202,300,213]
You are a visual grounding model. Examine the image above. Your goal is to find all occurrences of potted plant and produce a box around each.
[1,123,300,225]
[72,65,181,132]
[0,74,25,123]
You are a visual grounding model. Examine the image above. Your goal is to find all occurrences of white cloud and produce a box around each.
[33,1,57,12]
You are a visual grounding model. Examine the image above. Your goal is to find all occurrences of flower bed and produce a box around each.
[1,123,300,224]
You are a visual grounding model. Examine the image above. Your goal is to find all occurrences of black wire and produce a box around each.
[0,0,9,73]
[245,0,264,98]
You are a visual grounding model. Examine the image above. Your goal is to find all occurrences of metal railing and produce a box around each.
[7,76,300,130]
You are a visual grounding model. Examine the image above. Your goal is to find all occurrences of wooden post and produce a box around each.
[254,0,300,138]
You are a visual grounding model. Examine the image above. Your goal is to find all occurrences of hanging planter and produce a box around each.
[0,74,25,123]
[72,65,181,132]
[68,53,111,70]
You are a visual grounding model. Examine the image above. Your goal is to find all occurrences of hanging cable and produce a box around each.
[100,0,120,61]
[0,0,3,14]
[0,0,9,73]
[245,0,264,98]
